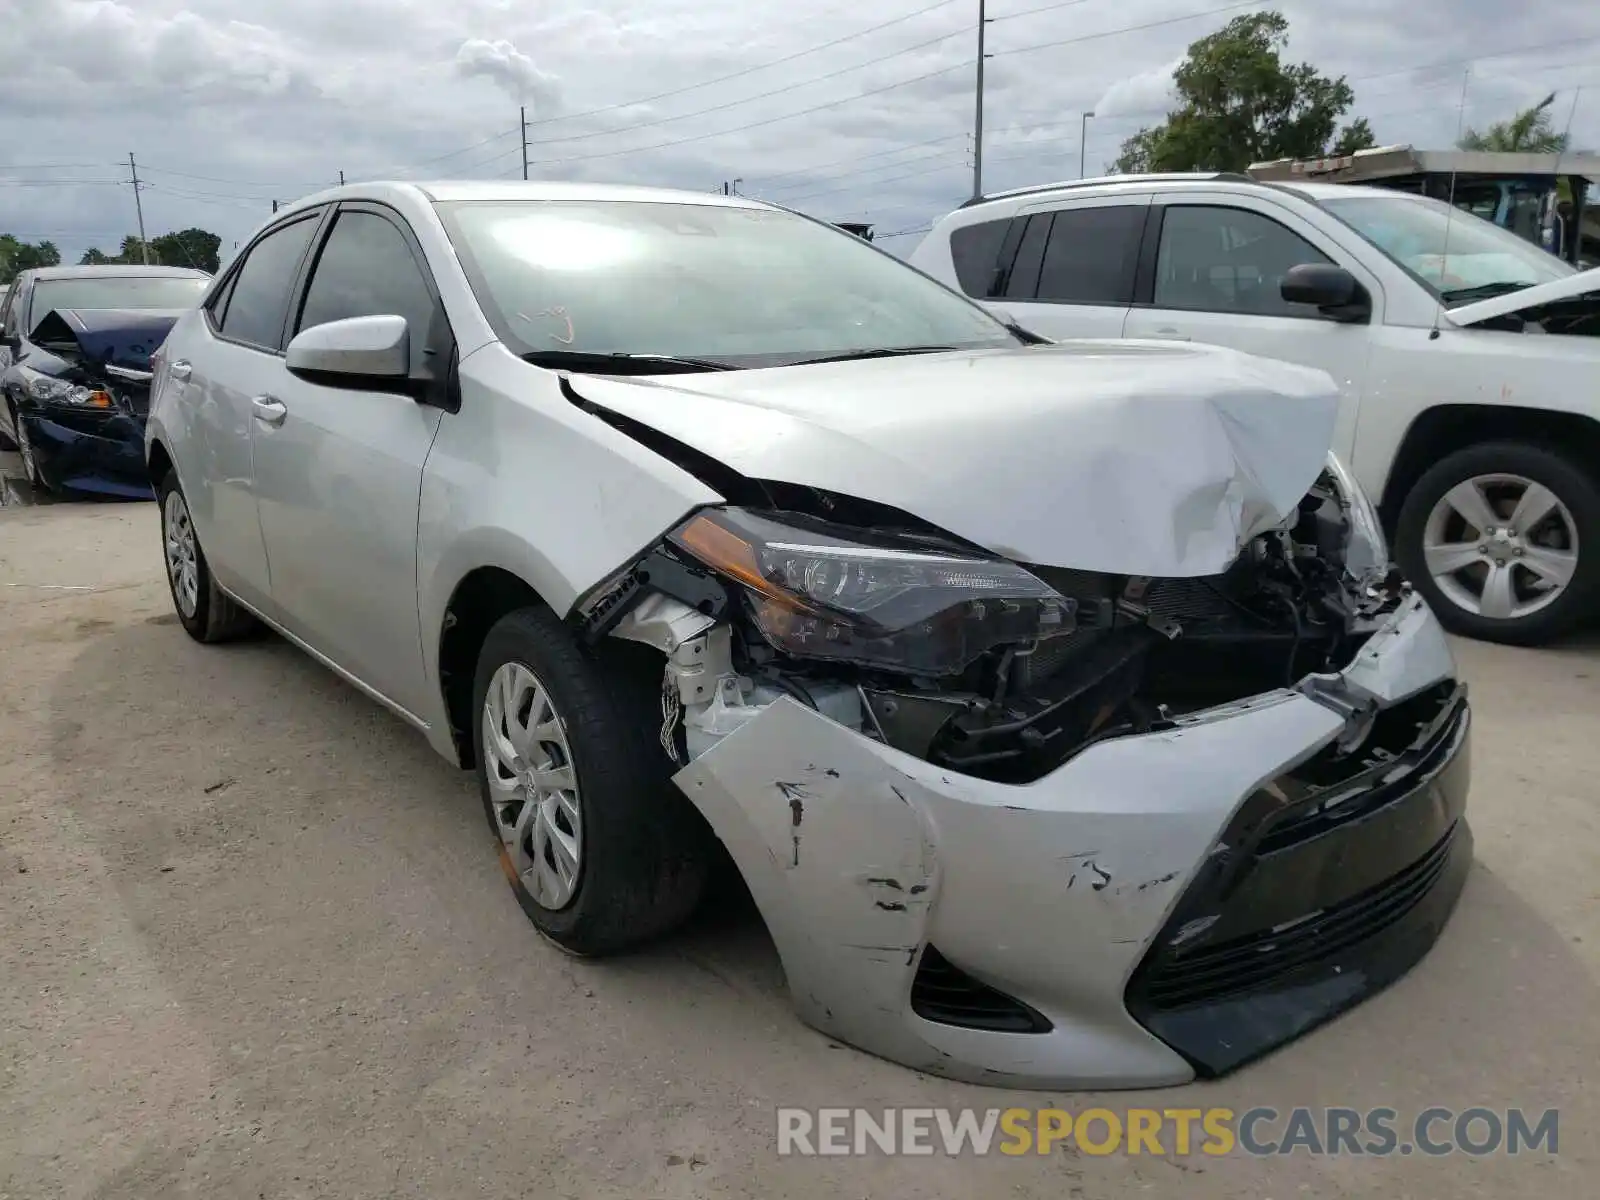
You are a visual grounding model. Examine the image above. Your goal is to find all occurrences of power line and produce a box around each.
[523,22,971,149]
[990,0,1101,23]
[529,58,975,168]
[523,0,960,131]
[990,0,1266,59]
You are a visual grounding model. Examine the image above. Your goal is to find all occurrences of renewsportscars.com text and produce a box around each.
[776,1106,1559,1158]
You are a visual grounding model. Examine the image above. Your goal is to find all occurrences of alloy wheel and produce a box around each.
[482,661,584,910]
[1422,472,1579,621]
[14,414,39,487]
[162,489,200,618]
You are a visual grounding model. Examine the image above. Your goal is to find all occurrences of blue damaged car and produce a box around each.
[1,265,210,497]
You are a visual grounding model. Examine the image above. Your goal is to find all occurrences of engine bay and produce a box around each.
[582,463,1406,784]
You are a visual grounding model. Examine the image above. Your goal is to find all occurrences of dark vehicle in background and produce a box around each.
[0,266,211,496]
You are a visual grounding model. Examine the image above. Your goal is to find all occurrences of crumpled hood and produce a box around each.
[566,340,1341,575]
[1445,265,1600,326]
[28,307,185,373]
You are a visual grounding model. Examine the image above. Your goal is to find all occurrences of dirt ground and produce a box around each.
[2,489,1597,1199]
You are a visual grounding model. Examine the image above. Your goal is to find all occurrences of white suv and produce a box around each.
[911,173,1600,645]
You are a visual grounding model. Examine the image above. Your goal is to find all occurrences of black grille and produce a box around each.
[911,946,1052,1033]
[1255,683,1462,854]
[1141,823,1458,1010]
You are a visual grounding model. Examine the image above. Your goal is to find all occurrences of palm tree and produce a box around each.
[1459,94,1570,154]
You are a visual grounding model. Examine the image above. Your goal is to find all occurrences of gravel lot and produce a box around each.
[2,482,1597,1199]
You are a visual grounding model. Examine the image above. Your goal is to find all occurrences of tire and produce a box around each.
[156,470,259,643]
[11,403,49,493]
[1395,441,1600,645]
[471,605,711,956]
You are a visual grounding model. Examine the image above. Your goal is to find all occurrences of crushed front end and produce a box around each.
[14,308,171,497]
[573,455,1470,1089]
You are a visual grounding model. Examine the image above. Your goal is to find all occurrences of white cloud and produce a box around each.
[1,0,1598,262]
[1094,57,1181,120]
[454,38,561,113]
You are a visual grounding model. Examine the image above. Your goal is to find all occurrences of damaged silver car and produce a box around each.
[147,182,1472,1090]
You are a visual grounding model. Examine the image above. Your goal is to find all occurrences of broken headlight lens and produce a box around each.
[1323,451,1389,586]
[668,507,1076,675]
[18,365,111,407]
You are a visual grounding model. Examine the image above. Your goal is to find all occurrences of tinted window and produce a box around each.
[1154,205,1332,316]
[1004,214,1051,299]
[1036,205,1144,305]
[948,218,1010,297]
[1,282,17,337]
[297,211,438,372]
[220,217,319,349]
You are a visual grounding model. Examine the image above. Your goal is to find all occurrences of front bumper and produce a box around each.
[673,592,1470,1089]
[20,407,153,497]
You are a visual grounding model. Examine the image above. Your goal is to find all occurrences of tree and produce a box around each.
[151,227,222,273]
[0,234,61,282]
[79,247,114,265]
[1459,94,1569,154]
[1112,11,1373,174]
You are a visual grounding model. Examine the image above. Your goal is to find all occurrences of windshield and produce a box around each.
[1320,193,1572,303]
[435,199,1018,367]
[28,275,209,329]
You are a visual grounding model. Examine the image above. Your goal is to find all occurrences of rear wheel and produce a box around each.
[471,605,710,956]
[156,470,258,643]
[1396,441,1600,645]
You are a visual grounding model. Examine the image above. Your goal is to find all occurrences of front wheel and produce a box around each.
[11,405,48,492]
[1396,441,1600,645]
[471,606,710,956]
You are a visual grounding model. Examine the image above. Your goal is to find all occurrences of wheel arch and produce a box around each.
[1377,404,1600,533]
[146,436,174,490]
[436,565,547,769]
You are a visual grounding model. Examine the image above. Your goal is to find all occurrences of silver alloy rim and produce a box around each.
[15,416,38,485]
[1422,472,1579,621]
[482,661,583,910]
[162,490,200,618]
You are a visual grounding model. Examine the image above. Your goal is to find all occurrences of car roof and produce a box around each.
[1274,181,1425,202]
[941,175,1420,228]
[274,179,770,220]
[24,265,211,281]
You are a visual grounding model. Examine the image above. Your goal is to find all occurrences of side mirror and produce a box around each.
[285,315,409,383]
[1281,264,1371,323]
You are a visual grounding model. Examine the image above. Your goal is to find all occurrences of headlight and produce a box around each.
[1324,451,1388,584]
[668,508,1076,675]
[18,365,112,408]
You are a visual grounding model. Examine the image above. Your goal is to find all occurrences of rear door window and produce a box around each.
[1003,214,1051,299]
[1035,205,1145,305]
[218,216,320,351]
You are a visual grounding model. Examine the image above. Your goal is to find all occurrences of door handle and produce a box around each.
[1152,328,1191,341]
[168,359,192,380]
[251,395,288,427]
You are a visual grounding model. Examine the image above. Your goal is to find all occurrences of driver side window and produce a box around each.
[1154,205,1332,318]
[295,210,439,375]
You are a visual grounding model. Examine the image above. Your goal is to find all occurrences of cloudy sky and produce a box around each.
[4,0,1600,265]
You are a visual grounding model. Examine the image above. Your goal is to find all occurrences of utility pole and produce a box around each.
[339,170,345,185]
[272,200,280,213]
[128,152,150,264]
[521,106,530,180]
[1079,111,1094,179]
[972,0,988,200]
